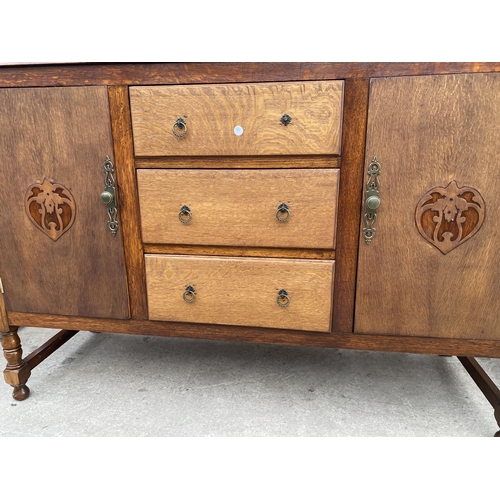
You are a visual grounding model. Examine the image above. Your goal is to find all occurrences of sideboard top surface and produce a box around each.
[1,62,500,88]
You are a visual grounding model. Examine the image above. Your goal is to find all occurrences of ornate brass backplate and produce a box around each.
[25,178,76,241]
[415,180,485,255]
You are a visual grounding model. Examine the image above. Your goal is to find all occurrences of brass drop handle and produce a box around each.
[178,205,192,224]
[276,203,290,222]
[276,289,290,307]
[183,285,196,303]
[172,118,187,137]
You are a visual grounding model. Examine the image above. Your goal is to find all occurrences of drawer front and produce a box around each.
[137,169,339,249]
[145,255,334,332]
[129,81,344,156]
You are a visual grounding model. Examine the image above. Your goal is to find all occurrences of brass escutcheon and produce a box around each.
[280,114,292,126]
[363,156,381,244]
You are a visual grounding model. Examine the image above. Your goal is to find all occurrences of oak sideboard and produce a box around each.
[1,62,499,435]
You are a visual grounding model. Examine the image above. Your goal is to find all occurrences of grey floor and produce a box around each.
[1,327,499,437]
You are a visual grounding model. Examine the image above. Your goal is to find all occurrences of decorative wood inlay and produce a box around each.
[25,178,76,241]
[415,180,485,254]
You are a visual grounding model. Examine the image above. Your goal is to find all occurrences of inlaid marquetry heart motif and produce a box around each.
[415,180,485,255]
[25,178,76,241]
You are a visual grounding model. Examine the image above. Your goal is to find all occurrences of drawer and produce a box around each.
[145,255,334,332]
[137,169,339,249]
[129,81,344,156]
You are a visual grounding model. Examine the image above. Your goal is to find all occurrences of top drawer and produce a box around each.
[129,81,344,157]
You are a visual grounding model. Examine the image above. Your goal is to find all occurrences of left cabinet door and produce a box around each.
[0,87,130,319]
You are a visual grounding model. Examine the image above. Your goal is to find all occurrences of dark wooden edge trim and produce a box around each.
[108,86,148,319]
[1,63,500,88]
[24,329,79,371]
[143,245,335,260]
[8,312,500,358]
[0,290,9,332]
[135,156,341,168]
[331,79,370,332]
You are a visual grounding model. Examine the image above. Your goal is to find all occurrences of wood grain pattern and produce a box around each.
[332,79,370,332]
[129,81,344,156]
[108,85,148,319]
[0,287,9,332]
[1,63,500,88]
[135,156,340,169]
[355,73,500,340]
[7,311,500,358]
[145,255,334,332]
[143,244,335,260]
[137,169,339,248]
[0,87,130,319]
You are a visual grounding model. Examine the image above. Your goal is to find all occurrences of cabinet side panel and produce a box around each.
[0,87,130,319]
[355,73,500,340]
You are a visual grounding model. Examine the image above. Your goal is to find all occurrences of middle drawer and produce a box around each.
[137,169,339,249]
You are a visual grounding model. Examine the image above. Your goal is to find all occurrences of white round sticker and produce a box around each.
[234,125,243,136]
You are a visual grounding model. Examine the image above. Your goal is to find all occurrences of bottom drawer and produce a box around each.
[145,255,334,332]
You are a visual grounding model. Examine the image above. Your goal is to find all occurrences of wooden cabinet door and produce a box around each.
[0,87,130,319]
[355,73,500,340]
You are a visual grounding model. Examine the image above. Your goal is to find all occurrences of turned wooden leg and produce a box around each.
[2,327,31,401]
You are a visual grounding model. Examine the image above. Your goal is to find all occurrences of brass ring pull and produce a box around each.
[276,203,290,222]
[276,289,290,307]
[183,285,196,303]
[172,118,187,137]
[178,205,192,224]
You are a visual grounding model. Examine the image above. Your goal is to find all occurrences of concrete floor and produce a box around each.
[1,327,499,437]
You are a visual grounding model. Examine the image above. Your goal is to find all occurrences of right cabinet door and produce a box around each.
[355,73,500,340]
